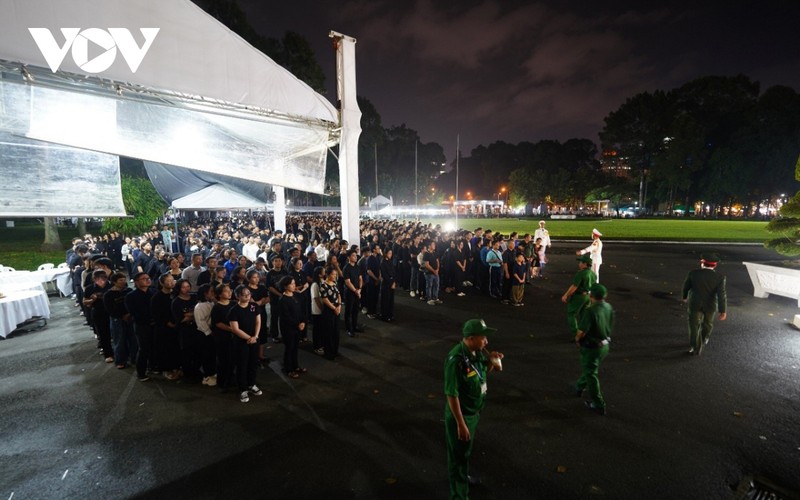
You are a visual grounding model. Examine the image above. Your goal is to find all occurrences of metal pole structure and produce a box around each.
[330,31,361,245]
[455,134,459,230]
[172,204,180,254]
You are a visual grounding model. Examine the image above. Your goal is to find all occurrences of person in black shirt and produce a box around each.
[279,276,307,378]
[265,256,288,342]
[151,273,180,380]
[83,270,113,362]
[104,272,138,369]
[172,278,200,382]
[228,285,262,403]
[211,283,236,391]
[342,250,363,337]
[245,270,270,362]
[196,256,218,288]
[125,272,156,381]
[379,247,396,322]
[289,257,310,342]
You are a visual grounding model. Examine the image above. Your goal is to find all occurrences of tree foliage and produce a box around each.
[765,157,800,256]
[601,75,800,216]
[102,176,167,235]
[193,0,326,92]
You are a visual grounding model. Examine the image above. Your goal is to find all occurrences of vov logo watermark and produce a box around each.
[28,28,160,74]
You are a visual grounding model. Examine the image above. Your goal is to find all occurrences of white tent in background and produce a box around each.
[368,195,393,211]
[0,0,341,213]
[170,184,268,211]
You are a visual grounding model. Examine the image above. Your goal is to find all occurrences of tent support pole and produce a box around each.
[330,31,361,246]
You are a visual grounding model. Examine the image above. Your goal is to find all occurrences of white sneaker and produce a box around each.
[240,391,250,403]
[248,384,263,396]
[457,292,466,297]
[427,299,436,305]
[410,291,416,297]
[202,375,217,387]
[435,299,443,304]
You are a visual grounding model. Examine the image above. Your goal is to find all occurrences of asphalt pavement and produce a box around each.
[1,243,799,499]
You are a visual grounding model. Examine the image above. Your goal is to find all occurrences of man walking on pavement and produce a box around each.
[562,254,596,339]
[444,319,504,500]
[682,253,727,355]
[574,284,613,415]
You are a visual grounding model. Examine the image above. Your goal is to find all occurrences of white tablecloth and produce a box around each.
[30,268,72,296]
[0,289,50,338]
[0,271,45,293]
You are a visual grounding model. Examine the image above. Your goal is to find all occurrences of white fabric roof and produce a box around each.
[0,0,340,207]
[171,184,268,210]
[0,0,337,122]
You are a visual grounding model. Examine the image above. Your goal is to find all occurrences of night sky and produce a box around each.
[239,0,800,155]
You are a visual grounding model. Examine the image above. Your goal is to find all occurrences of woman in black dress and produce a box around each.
[279,275,307,378]
[379,247,396,321]
[319,266,342,361]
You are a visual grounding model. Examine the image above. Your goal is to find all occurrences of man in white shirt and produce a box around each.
[534,220,551,253]
[242,236,260,263]
[577,229,603,283]
[181,253,206,292]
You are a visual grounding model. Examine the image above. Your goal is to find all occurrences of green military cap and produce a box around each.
[462,319,497,337]
[590,283,608,298]
[577,254,593,264]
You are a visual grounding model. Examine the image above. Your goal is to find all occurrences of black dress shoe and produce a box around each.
[584,401,606,415]
[354,326,365,333]
[573,385,584,397]
[347,331,356,337]
[467,475,481,486]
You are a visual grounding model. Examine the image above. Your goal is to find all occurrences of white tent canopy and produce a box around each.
[171,184,268,211]
[0,0,341,217]
[0,0,337,122]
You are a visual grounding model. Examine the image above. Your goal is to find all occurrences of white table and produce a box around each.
[0,271,45,293]
[30,268,72,296]
[0,289,50,338]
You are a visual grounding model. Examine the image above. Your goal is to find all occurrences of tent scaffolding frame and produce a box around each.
[0,59,339,133]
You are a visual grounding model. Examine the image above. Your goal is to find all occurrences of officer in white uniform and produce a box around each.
[577,229,603,283]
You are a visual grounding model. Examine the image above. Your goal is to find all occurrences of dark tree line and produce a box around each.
[600,75,800,216]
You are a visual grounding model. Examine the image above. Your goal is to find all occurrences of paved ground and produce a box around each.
[1,243,799,499]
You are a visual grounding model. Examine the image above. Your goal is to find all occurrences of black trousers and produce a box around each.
[366,282,380,314]
[232,338,258,391]
[380,284,394,320]
[133,322,154,378]
[344,289,360,332]
[213,332,233,388]
[312,314,323,350]
[281,325,300,373]
[321,308,340,359]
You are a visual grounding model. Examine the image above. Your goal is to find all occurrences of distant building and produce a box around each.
[601,150,631,178]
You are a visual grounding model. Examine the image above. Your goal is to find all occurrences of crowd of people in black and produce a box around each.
[65,215,550,403]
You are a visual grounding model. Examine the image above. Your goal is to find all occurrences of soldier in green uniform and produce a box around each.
[574,284,614,415]
[562,254,597,338]
[444,319,504,500]
[682,253,727,355]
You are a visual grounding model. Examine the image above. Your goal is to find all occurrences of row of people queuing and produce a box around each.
[77,254,347,404]
[65,216,552,402]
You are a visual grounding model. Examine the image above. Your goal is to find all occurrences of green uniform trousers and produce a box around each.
[688,309,715,351]
[576,345,609,408]
[566,294,590,336]
[445,410,480,500]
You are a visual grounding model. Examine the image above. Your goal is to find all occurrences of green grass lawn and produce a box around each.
[0,218,770,271]
[420,217,770,242]
[0,223,75,271]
